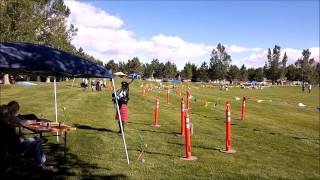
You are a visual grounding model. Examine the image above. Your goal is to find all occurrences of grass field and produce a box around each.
[0,79,319,179]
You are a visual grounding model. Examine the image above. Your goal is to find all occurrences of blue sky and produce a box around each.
[65,0,319,69]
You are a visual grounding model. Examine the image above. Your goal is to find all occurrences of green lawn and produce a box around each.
[0,80,319,179]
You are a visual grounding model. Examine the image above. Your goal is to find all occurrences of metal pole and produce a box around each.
[54,77,59,142]
[111,78,130,164]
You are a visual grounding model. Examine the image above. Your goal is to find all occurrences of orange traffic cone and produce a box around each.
[153,97,160,127]
[241,96,246,121]
[176,98,185,137]
[180,110,197,160]
[220,101,236,154]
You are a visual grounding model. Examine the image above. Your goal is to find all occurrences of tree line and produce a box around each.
[105,44,319,84]
[1,0,319,84]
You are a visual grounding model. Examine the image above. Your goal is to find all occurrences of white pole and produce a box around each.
[54,77,59,142]
[54,77,58,122]
[72,77,75,87]
[111,78,130,164]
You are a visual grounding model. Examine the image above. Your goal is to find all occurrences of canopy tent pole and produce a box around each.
[111,78,130,165]
[53,76,59,142]
[72,77,75,87]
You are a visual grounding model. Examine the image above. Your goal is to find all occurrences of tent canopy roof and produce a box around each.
[113,72,127,76]
[0,42,112,78]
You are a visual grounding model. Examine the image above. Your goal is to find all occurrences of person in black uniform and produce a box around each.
[112,79,134,133]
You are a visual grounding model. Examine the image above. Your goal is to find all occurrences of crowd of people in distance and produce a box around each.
[302,83,312,94]
[80,78,108,92]
[0,101,55,172]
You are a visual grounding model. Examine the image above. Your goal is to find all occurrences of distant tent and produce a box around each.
[113,72,127,77]
[0,42,130,164]
[127,71,140,79]
[169,79,182,84]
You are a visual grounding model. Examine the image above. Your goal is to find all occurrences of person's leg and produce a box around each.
[118,120,121,133]
[118,121,125,133]
[22,138,46,166]
[122,121,125,132]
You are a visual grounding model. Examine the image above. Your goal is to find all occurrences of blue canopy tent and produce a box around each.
[0,42,129,164]
[0,42,112,77]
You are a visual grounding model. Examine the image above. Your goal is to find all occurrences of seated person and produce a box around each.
[7,101,39,123]
[0,104,53,171]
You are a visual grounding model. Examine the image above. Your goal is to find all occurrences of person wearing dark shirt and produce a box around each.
[112,79,133,133]
[0,104,53,171]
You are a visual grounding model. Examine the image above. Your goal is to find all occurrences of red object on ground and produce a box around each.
[154,97,160,127]
[180,98,185,136]
[115,104,128,121]
[241,96,246,121]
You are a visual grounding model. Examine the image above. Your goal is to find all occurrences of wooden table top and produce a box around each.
[20,120,76,133]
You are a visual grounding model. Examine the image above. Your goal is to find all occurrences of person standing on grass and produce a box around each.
[308,83,312,94]
[91,79,95,92]
[112,79,134,133]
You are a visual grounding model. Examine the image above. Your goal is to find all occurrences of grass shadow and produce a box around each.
[291,136,320,144]
[1,142,118,179]
[166,141,221,152]
[80,174,128,180]
[127,121,151,126]
[74,123,116,133]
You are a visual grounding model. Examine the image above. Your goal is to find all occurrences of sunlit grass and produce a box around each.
[0,79,319,179]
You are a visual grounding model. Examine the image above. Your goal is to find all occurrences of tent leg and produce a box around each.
[72,77,75,87]
[111,78,130,165]
[54,77,59,142]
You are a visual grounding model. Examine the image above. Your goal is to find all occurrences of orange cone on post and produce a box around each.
[220,101,236,154]
[186,90,190,110]
[241,96,246,121]
[176,98,185,136]
[180,110,197,160]
[142,86,145,96]
[154,96,160,127]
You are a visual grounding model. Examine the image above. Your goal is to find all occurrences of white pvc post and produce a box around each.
[72,77,75,87]
[53,77,59,142]
[111,78,130,164]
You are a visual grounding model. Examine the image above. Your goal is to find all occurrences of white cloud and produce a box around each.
[141,34,214,59]
[239,47,320,68]
[66,1,317,70]
[65,0,123,29]
[65,0,216,69]
[226,45,262,53]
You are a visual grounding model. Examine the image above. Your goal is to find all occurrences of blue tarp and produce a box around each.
[0,42,112,78]
[127,71,139,79]
[169,79,182,84]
